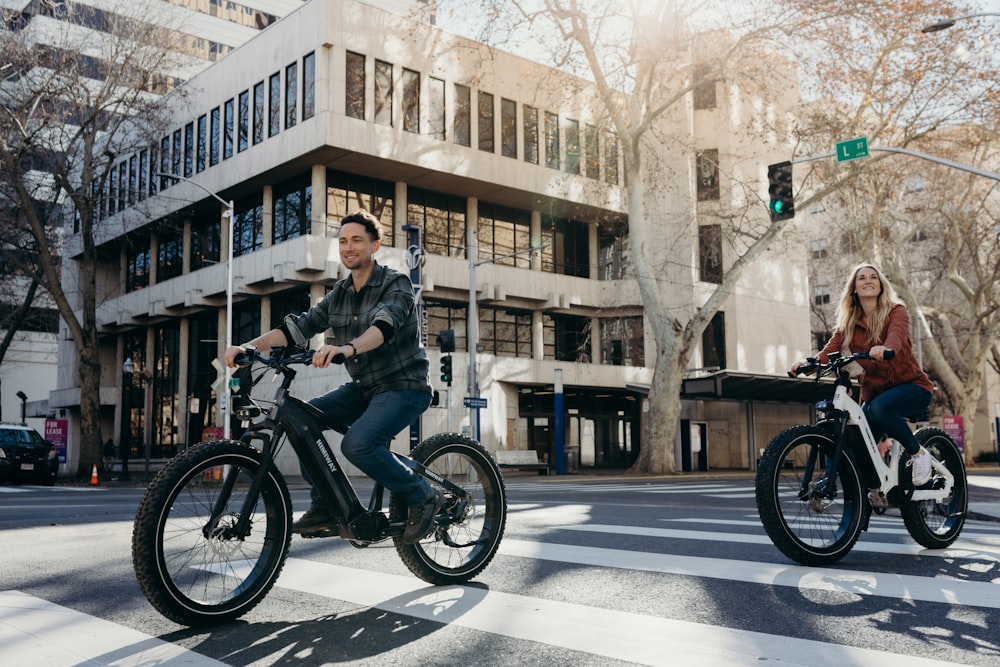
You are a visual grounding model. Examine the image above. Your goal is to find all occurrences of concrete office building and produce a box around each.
[53,0,814,477]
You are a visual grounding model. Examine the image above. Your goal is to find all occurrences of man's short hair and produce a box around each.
[340,210,381,242]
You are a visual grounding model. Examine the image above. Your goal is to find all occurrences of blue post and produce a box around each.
[554,369,564,475]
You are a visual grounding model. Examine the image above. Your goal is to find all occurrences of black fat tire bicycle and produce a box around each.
[132,347,506,627]
[755,351,966,567]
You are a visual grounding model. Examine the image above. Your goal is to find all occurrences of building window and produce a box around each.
[148,146,158,197]
[238,90,249,152]
[183,123,194,177]
[118,162,127,212]
[326,169,396,245]
[252,82,265,145]
[346,51,365,120]
[273,174,312,244]
[480,307,532,358]
[604,131,618,185]
[223,99,234,159]
[285,62,297,129]
[478,202,532,267]
[158,224,183,282]
[696,149,720,201]
[814,287,831,305]
[128,155,137,205]
[428,76,445,140]
[233,194,264,257]
[268,71,281,137]
[812,239,828,259]
[209,107,220,166]
[138,149,148,201]
[585,123,600,179]
[544,111,560,170]
[815,331,831,351]
[601,316,644,366]
[698,224,723,283]
[402,67,419,133]
[565,119,580,174]
[500,98,517,158]
[160,135,170,188]
[191,210,221,271]
[540,215,589,277]
[523,104,538,164]
[171,129,182,176]
[424,299,468,353]
[408,187,465,258]
[196,114,207,172]
[693,62,717,110]
[598,222,629,280]
[544,314,591,362]
[478,90,494,153]
[702,311,726,370]
[374,59,392,126]
[302,51,315,120]
[126,241,150,293]
[454,83,470,147]
[108,165,118,216]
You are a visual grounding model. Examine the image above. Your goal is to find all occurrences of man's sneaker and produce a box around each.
[291,505,339,534]
[907,447,933,486]
[403,488,444,544]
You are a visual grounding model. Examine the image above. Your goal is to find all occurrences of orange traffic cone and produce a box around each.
[90,463,99,485]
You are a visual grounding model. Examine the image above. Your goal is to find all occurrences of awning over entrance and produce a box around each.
[679,371,835,405]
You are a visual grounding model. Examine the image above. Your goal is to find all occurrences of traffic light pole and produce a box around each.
[795,146,1000,181]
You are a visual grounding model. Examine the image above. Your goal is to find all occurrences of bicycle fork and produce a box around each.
[799,415,848,502]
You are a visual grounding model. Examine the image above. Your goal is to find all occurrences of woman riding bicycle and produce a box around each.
[791,262,935,485]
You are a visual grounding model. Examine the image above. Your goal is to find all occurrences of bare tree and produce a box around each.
[789,0,1000,464]
[0,3,186,477]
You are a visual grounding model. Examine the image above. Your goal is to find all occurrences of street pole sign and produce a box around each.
[836,137,869,162]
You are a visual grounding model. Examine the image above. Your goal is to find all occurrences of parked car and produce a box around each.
[0,423,59,485]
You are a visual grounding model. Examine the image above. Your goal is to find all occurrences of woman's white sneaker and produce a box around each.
[907,447,933,486]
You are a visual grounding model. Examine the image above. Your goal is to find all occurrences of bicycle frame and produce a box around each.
[815,363,954,504]
[210,349,467,544]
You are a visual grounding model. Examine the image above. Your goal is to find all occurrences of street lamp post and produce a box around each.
[156,174,235,439]
[922,12,1000,33]
[121,358,133,481]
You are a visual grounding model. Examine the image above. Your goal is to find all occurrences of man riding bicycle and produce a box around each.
[224,210,440,544]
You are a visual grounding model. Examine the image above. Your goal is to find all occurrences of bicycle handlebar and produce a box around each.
[788,349,895,379]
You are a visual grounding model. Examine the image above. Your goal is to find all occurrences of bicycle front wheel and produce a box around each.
[901,427,967,549]
[392,433,507,585]
[755,425,866,566]
[131,440,292,627]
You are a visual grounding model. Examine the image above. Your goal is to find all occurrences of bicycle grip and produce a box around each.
[331,352,346,365]
[883,349,895,361]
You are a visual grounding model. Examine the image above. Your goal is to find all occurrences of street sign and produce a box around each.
[464,396,488,409]
[836,137,869,163]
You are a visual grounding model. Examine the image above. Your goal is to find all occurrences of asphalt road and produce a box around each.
[2,470,1000,666]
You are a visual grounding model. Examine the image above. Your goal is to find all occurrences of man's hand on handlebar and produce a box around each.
[224,345,252,368]
[312,344,350,368]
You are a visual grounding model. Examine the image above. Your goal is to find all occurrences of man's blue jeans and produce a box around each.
[862,383,932,455]
[306,384,432,507]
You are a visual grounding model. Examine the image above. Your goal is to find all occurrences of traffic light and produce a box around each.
[436,328,456,353]
[767,161,795,222]
[439,355,453,385]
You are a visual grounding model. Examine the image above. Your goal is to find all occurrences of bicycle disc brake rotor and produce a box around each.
[205,513,248,556]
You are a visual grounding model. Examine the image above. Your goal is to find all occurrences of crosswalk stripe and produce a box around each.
[561,524,1000,562]
[499,538,1000,609]
[275,557,959,666]
[0,591,226,667]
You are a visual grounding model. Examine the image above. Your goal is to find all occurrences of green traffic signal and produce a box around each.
[440,355,453,385]
[767,161,795,222]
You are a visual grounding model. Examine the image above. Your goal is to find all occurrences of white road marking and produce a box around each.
[0,590,226,667]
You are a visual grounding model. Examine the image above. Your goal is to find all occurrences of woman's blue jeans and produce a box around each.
[305,384,432,507]
[862,383,932,455]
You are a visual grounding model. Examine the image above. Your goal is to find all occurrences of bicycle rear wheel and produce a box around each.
[392,433,506,585]
[901,427,967,549]
[755,425,867,566]
[132,440,292,626]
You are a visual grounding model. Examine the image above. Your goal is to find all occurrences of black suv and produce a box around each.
[0,423,59,485]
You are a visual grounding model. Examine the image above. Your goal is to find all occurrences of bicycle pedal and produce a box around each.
[299,528,339,539]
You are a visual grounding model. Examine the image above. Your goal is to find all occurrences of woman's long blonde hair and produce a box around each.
[835,262,901,346]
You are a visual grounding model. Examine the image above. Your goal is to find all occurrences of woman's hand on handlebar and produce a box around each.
[867,345,893,361]
[312,344,349,368]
